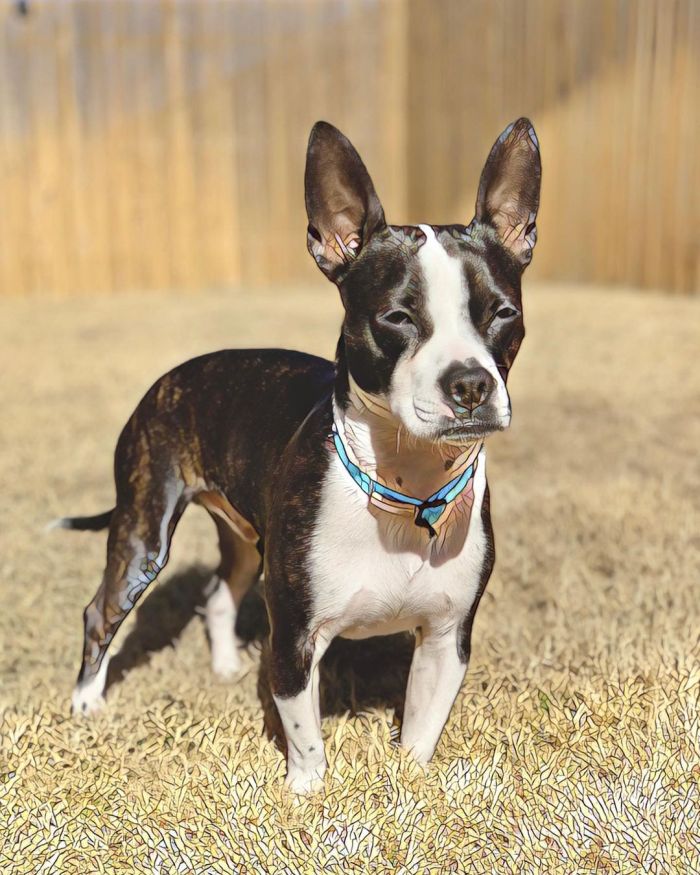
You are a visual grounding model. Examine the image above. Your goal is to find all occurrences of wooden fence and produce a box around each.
[0,0,697,297]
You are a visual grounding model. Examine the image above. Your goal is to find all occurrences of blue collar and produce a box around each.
[331,423,478,538]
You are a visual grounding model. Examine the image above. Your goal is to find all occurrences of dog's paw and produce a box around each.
[285,763,327,795]
[71,656,110,717]
[211,650,242,681]
[71,683,106,717]
[211,634,249,681]
[400,738,435,766]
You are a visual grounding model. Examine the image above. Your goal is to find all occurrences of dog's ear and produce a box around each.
[474,118,541,267]
[305,121,386,282]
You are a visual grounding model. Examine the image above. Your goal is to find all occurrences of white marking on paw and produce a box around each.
[71,653,110,716]
[274,638,331,795]
[205,576,242,679]
[400,628,468,764]
[285,762,326,795]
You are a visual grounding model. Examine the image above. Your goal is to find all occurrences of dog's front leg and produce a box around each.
[400,626,467,764]
[270,628,331,794]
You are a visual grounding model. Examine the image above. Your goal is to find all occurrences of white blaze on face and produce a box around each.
[389,224,510,439]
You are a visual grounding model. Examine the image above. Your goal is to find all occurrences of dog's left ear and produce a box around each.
[305,121,386,282]
[474,118,541,267]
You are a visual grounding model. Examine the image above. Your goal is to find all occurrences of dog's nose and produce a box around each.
[439,360,495,414]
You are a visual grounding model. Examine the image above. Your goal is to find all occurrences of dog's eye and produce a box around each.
[495,307,518,320]
[381,309,415,328]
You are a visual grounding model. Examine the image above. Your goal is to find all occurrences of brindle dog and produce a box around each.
[59,118,541,792]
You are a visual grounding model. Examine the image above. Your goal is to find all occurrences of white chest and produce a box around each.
[308,447,489,641]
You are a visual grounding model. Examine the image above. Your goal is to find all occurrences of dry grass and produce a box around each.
[1,284,699,873]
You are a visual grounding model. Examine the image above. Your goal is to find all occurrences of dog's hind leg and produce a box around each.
[72,480,186,715]
[204,513,262,679]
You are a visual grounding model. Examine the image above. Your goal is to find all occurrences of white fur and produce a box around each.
[156,480,181,567]
[205,576,242,679]
[274,631,332,794]
[71,653,110,715]
[400,630,467,763]
[45,517,69,532]
[309,443,488,642]
[301,434,489,773]
[390,224,510,440]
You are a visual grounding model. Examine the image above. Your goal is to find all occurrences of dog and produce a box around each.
[58,118,541,793]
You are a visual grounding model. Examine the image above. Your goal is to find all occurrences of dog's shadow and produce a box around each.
[105,565,414,740]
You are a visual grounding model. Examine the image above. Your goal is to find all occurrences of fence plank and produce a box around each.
[0,0,696,297]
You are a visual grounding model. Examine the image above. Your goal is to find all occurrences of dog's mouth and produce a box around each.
[440,419,506,441]
[438,405,512,441]
[400,398,511,444]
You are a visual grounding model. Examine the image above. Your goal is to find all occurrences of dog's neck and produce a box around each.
[333,374,480,502]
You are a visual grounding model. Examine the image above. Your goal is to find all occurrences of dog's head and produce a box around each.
[305,119,541,442]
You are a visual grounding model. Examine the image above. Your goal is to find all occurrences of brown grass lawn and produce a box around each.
[1,284,699,873]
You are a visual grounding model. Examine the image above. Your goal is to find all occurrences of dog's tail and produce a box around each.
[47,509,114,532]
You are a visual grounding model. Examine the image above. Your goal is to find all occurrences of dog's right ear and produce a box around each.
[305,121,386,283]
[474,118,541,268]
